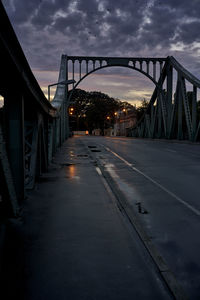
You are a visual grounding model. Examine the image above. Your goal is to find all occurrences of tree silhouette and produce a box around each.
[69,89,136,134]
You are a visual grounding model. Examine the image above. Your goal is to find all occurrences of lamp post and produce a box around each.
[48,79,76,101]
[48,79,76,141]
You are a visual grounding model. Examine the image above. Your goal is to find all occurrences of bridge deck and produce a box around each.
[2,137,172,300]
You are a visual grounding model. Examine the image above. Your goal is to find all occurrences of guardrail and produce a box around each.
[0,3,69,217]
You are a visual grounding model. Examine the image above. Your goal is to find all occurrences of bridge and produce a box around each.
[1,2,200,299]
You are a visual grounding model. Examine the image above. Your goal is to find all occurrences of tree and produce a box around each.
[85,91,119,134]
[68,89,135,134]
[136,98,149,120]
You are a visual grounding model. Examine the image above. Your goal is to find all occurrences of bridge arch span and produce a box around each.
[67,63,159,104]
[60,55,200,142]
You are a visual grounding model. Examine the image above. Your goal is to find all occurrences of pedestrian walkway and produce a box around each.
[2,137,172,299]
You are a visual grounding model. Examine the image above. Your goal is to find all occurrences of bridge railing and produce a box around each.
[48,55,68,163]
[130,56,200,142]
[0,3,69,217]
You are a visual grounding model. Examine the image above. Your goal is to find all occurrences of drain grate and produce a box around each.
[77,154,88,158]
[91,149,101,152]
[61,163,76,166]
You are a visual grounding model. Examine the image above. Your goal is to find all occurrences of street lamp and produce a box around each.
[48,79,76,101]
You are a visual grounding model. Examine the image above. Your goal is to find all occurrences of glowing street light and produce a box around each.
[69,107,74,115]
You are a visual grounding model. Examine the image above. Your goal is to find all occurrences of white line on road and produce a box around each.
[165,148,177,153]
[95,167,102,176]
[104,146,200,217]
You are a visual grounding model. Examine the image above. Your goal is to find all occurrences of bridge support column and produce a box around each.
[177,81,183,140]
[192,85,197,135]
[65,58,69,140]
[167,65,173,137]
[4,93,25,202]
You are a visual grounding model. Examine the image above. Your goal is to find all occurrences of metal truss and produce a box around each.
[0,123,19,216]
[0,3,68,214]
[25,115,48,189]
[66,55,167,92]
[65,55,200,142]
[130,56,200,141]
[1,0,200,215]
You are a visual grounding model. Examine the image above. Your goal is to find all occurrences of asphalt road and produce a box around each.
[2,136,174,300]
[81,136,200,299]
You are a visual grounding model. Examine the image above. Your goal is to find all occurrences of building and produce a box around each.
[114,110,137,136]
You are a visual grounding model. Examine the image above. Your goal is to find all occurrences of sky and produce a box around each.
[2,0,200,106]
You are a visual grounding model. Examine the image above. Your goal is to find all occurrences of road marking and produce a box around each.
[104,146,200,217]
[166,148,177,153]
[95,167,102,176]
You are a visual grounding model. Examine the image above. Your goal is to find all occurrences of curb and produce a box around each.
[97,162,188,300]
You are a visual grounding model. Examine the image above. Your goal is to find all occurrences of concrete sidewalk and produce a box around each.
[2,137,172,299]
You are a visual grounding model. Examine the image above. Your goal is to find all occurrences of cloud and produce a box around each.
[2,0,200,103]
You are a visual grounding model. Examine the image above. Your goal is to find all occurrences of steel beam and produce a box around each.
[192,85,197,134]
[180,78,193,141]
[167,65,173,137]
[177,80,183,140]
[4,93,25,202]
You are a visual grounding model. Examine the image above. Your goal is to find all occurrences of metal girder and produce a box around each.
[25,115,48,189]
[0,123,19,216]
[194,121,200,141]
[180,77,193,141]
[4,93,25,202]
[192,85,197,133]
[168,81,179,139]
[25,121,39,189]
[166,64,173,136]
[131,56,200,142]
[159,91,167,137]
[66,56,167,98]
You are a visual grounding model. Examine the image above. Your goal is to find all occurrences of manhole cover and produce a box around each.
[77,154,88,158]
[91,149,101,152]
[61,163,76,166]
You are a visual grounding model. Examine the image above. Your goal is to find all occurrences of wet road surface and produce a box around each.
[82,136,200,299]
[2,136,176,300]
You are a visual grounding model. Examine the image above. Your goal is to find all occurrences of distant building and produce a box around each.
[92,128,101,136]
[104,127,115,136]
[92,109,137,137]
[114,110,137,136]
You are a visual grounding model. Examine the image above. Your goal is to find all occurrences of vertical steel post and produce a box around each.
[157,91,162,138]
[72,61,75,89]
[177,80,183,139]
[86,60,88,74]
[79,61,81,80]
[160,61,163,76]
[146,62,149,75]
[167,65,173,136]
[4,92,25,202]
[192,85,197,134]
[153,62,156,81]
[140,61,142,71]
[65,56,69,140]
